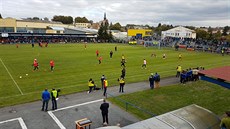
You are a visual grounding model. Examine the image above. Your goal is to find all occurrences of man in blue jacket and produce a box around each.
[41,88,50,111]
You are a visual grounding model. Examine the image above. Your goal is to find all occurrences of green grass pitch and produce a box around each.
[0,43,229,107]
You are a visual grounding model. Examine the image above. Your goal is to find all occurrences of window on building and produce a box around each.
[17,27,27,33]
[0,27,14,32]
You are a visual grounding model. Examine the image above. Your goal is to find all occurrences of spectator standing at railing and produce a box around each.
[118,76,125,92]
[154,73,160,88]
[180,71,186,84]
[149,73,155,89]
[186,68,193,81]
[192,68,199,81]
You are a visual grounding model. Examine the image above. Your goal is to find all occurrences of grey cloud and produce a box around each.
[0,0,229,27]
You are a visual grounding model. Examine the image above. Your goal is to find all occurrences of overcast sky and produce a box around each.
[0,0,229,27]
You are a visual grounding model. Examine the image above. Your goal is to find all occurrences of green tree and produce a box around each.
[195,29,209,39]
[75,17,89,23]
[157,23,161,27]
[0,14,2,19]
[89,20,93,24]
[185,26,195,30]
[52,15,73,24]
[213,30,222,40]
[108,31,113,41]
[97,23,113,42]
[43,17,49,21]
[26,17,32,20]
[32,17,40,20]
[154,24,173,36]
[225,35,230,42]
[222,26,230,36]
[110,22,122,30]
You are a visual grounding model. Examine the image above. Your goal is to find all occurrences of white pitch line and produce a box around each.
[48,111,66,129]
[0,58,23,95]
[18,117,28,129]
[53,99,103,112]
[48,99,103,129]
[0,117,27,129]
[0,118,19,124]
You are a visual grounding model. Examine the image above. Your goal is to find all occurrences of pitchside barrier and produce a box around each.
[106,93,156,119]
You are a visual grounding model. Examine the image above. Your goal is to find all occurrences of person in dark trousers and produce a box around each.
[100,99,109,125]
[118,76,125,92]
[101,75,105,90]
[41,88,50,111]
[96,50,99,57]
[180,70,186,84]
[121,60,126,67]
[186,68,193,81]
[109,50,113,58]
[45,42,48,47]
[142,59,147,69]
[33,59,39,71]
[103,78,108,96]
[154,73,160,88]
[51,88,58,110]
[221,49,225,56]
[98,56,102,64]
[149,73,155,89]
[121,68,126,78]
[50,60,54,72]
[115,46,117,51]
[88,78,95,93]
[176,65,182,77]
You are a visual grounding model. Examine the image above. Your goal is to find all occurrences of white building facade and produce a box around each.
[161,26,196,39]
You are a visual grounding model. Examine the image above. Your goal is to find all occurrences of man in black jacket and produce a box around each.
[149,73,155,89]
[100,99,109,125]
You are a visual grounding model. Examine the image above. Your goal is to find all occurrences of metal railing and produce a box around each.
[106,92,156,118]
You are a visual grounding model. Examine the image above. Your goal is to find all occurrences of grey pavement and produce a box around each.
[0,77,179,129]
